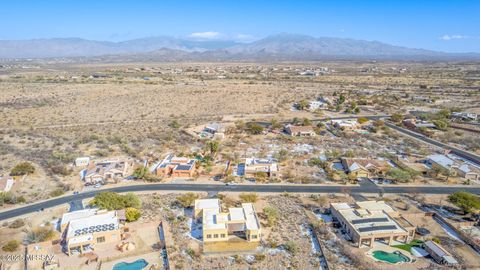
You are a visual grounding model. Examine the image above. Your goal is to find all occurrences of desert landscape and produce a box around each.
[1,2,480,269]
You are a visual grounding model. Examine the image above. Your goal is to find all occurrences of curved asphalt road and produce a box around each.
[1,183,479,221]
[385,122,480,165]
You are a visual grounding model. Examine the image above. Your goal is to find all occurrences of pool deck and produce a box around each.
[101,251,161,270]
[366,242,415,265]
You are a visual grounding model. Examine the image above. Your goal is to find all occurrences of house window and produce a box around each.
[252,235,257,239]
[214,234,219,238]
[96,236,105,243]
[221,234,226,238]
[207,234,212,239]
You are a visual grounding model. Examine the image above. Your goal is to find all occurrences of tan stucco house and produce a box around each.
[194,199,261,243]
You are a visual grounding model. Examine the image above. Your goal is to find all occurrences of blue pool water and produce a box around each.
[113,259,148,270]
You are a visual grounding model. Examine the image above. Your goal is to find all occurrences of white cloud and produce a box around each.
[189,31,221,40]
[234,33,255,42]
[188,31,257,42]
[439,34,479,41]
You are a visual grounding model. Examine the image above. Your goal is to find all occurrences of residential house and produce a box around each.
[330,201,415,247]
[308,99,328,111]
[285,125,316,137]
[412,96,434,103]
[427,154,479,180]
[194,199,261,243]
[83,159,134,185]
[331,119,358,130]
[204,123,225,134]
[424,240,459,266]
[451,112,477,121]
[74,157,90,167]
[456,164,480,180]
[341,158,391,179]
[402,118,435,130]
[61,209,124,256]
[194,199,220,219]
[427,154,456,174]
[244,158,279,178]
[152,154,196,178]
[393,155,429,176]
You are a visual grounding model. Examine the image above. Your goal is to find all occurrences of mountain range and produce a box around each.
[0,33,478,61]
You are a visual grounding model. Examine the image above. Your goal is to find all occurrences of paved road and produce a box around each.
[253,114,388,127]
[1,183,479,221]
[385,122,480,165]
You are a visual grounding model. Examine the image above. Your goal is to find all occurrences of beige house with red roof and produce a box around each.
[152,154,196,178]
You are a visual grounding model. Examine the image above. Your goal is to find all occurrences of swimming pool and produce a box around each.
[372,250,411,264]
[113,259,148,270]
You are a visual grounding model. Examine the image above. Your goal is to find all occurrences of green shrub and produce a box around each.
[263,206,280,227]
[27,227,55,244]
[125,207,141,222]
[386,168,412,183]
[2,240,19,252]
[89,192,141,210]
[239,193,258,203]
[246,123,264,135]
[49,188,65,198]
[391,113,404,123]
[431,237,441,244]
[357,117,369,124]
[254,254,266,261]
[8,219,25,229]
[169,120,180,129]
[448,191,480,214]
[10,162,35,176]
[176,193,199,208]
[284,241,297,254]
[0,192,26,206]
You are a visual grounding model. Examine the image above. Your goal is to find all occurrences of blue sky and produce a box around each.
[1,0,479,52]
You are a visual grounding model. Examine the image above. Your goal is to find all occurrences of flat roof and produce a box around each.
[61,209,97,227]
[331,202,350,210]
[67,234,94,246]
[332,201,406,237]
[66,210,119,239]
[200,201,261,232]
[425,240,458,264]
[428,154,454,168]
[195,199,220,210]
[155,154,195,172]
[356,201,395,213]
[242,203,260,231]
[229,207,245,221]
[203,208,226,230]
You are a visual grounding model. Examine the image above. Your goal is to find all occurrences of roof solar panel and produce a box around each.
[352,217,389,224]
[358,225,397,233]
[176,165,192,170]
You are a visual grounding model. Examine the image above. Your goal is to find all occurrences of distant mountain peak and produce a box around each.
[0,34,478,60]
